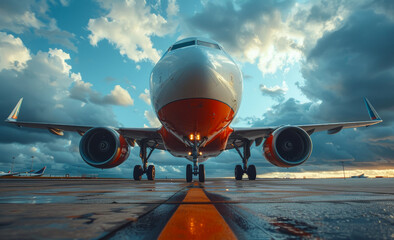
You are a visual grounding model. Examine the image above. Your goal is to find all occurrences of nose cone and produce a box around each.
[151,46,241,113]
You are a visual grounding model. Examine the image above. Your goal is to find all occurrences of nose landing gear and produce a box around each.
[186,163,205,183]
[185,143,205,182]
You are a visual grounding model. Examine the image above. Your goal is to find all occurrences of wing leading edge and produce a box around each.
[5,98,164,149]
[5,97,383,151]
[226,98,382,149]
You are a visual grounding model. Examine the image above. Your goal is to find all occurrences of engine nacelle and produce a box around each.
[79,127,130,168]
[263,126,312,167]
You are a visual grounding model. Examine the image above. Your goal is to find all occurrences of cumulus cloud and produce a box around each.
[298,9,394,167]
[0,0,77,52]
[177,0,393,173]
[0,32,31,72]
[35,19,78,52]
[300,10,394,122]
[167,0,179,17]
[144,110,161,127]
[260,81,288,101]
[0,34,123,176]
[183,0,356,75]
[139,88,151,105]
[248,98,393,171]
[70,79,134,106]
[249,7,394,170]
[103,85,134,106]
[184,1,302,74]
[0,0,43,33]
[88,0,176,63]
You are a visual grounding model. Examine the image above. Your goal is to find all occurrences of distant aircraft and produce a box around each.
[351,173,368,178]
[29,166,46,177]
[0,170,20,177]
[17,167,46,177]
[5,37,382,182]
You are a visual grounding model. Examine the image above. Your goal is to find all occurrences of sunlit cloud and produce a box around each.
[260,81,288,101]
[139,88,151,105]
[88,0,177,63]
[144,110,161,127]
[0,32,31,72]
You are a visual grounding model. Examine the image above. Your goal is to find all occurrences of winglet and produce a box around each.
[6,98,23,122]
[364,97,381,121]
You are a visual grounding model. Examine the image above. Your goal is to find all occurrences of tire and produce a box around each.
[147,165,155,180]
[247,165,256,180]
[199,164,205,182]
[186,164,192,182]
[133,165,143,181]
[234,164,243,180]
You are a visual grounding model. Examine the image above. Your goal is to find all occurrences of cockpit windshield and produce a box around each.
[171,41,195,51]
[169,39,222,52]
[197,40,220,50]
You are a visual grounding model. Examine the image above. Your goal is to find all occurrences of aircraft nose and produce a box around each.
[174,47,230,93]
[179,63,216,90]
[152,46,239,113]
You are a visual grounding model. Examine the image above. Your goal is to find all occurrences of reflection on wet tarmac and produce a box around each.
[0,178,392,239]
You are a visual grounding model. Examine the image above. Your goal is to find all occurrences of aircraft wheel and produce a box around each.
[199,164,205,182]
[247,165,256,180]
[147,165,155,180]
[133,165,143,181]
[235,164,243,180]
[186,164,192,182]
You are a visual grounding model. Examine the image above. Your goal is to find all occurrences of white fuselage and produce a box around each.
[150,38,243,158]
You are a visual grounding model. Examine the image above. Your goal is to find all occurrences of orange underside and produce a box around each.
[158,98,234,158]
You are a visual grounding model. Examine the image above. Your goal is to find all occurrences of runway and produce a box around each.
[0,178,392,239]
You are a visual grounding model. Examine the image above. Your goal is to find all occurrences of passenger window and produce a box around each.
[197,40,220,50]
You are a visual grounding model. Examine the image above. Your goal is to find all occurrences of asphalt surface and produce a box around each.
[0,178,393,239]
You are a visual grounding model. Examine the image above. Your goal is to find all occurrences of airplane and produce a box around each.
[0,170,20,177]
[0,167,46,177]
[17,167,46,177]
[5,37,382,182]
[351,173,368,178]
[25,166,46,177]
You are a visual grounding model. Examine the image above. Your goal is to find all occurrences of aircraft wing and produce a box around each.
[5,98,165,149]
[226,98,382,149]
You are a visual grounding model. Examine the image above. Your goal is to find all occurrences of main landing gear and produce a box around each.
[234,140,256,180]
[133,141,157,181]
[186,143,205,182]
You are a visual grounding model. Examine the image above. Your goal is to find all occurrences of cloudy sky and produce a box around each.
[0,0,393,178]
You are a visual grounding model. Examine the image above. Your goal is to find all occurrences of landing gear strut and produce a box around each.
[234,140,256,180]
[133,141,157,180]
[185,142,205,182]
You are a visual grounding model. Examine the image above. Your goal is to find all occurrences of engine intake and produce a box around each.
[263,126,312,167]
[79,127,130,168]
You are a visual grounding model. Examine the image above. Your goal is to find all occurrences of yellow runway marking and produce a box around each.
[158,187,236,240]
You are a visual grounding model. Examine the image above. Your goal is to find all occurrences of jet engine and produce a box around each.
[79,127,130,168]
[263,126,312,167]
